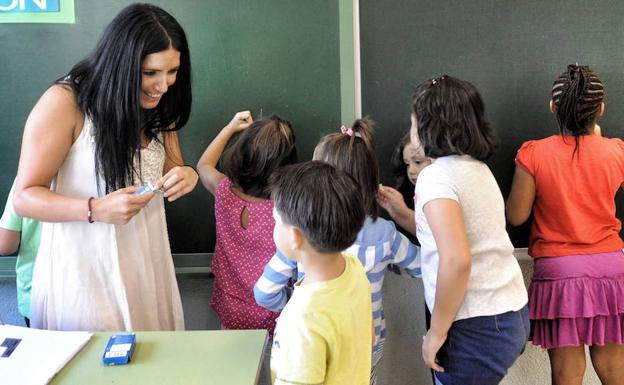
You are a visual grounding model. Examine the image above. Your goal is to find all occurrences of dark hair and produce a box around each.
[59,3,192,193]
[391,133,415,209]
[271,161,366,253]
[313,117,380,219]
[552,64,604,154]
[411,75,497,161]
[222,115,297,199]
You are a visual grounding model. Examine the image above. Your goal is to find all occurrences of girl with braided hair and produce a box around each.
[507,64,624,385]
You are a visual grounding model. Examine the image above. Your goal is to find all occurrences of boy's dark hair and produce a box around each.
[552,64,604,154]
[412,75,497,161]
[313,117,379,219]
[61,3,192,193]
[222,115,297,199]
[271,161,366,253]
[391,132,415,210]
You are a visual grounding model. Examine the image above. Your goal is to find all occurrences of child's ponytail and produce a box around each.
[314,117,380,219]
[350,117,376,154]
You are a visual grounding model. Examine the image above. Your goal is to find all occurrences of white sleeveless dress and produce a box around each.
[30,117,185,331]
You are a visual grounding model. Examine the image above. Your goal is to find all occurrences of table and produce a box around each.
[50,329,267,385]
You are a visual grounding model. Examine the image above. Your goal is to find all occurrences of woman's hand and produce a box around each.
[158,165,199,202]
[422,329,446,373]
[90,186,155,224]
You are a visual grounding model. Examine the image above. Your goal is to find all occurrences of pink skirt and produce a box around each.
[529,250,624,349]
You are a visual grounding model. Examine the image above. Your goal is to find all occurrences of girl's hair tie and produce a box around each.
[340,125,354,136]
[340,125,362,138]
[431,75,447,86]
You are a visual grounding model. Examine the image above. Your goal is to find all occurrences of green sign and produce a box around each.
[0,0,74,23]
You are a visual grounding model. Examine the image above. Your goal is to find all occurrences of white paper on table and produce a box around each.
[0,325,92,385]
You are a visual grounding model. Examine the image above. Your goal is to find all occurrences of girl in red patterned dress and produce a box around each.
[197,111,297,336]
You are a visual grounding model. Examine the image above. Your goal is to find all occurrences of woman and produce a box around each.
[13,3,198,331]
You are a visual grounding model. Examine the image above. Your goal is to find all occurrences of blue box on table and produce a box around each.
[102,333,136,366]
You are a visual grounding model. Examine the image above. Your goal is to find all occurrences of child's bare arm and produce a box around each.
[422,198,471,373]
[197,111,252,195]
[506,165,536,226]
[0,228,20,255]
[377,185,416,235]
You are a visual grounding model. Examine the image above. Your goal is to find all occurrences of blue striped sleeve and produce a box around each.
[388,229,422,278]
[254,250,298,312]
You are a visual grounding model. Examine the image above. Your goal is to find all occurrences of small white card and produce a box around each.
[110,343,131,352]
[104,351,127,358]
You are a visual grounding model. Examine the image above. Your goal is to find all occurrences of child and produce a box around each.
[378,133,434,384]
[0,180,41,327]
[506,65,624,385]
[411,75,528,384]
[269,160,372,385]
[255,118,421,385]
[378,132,431,236]
[196,111,297,335]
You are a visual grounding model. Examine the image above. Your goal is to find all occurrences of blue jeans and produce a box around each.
[435,305,529,385]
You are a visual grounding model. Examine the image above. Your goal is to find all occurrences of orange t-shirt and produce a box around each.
[516,134,624,257]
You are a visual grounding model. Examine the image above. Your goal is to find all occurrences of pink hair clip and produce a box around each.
[340,125,354,136]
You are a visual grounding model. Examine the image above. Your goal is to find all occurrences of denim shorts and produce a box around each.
[434,305,529,385]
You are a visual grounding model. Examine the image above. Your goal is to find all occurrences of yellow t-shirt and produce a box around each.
[270,253,372,385]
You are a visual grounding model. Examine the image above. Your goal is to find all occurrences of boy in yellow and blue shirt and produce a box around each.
[269,161,372,385]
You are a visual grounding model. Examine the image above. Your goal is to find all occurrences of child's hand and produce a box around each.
[422,329,446,372]
[225,110,253,133]
[377,185,409,217]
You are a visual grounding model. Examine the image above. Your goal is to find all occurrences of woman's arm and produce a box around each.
[506,166,536,226]
[158,131,199,202]
[421,198,471,373]
[14,85,87,221]
[14,85,154,224]
[196,111,252,195]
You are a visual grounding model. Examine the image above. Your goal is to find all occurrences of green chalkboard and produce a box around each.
[0,0,341,253]
[361,0,624,246]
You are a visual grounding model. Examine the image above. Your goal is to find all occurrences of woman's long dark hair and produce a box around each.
[59,3,192,193]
